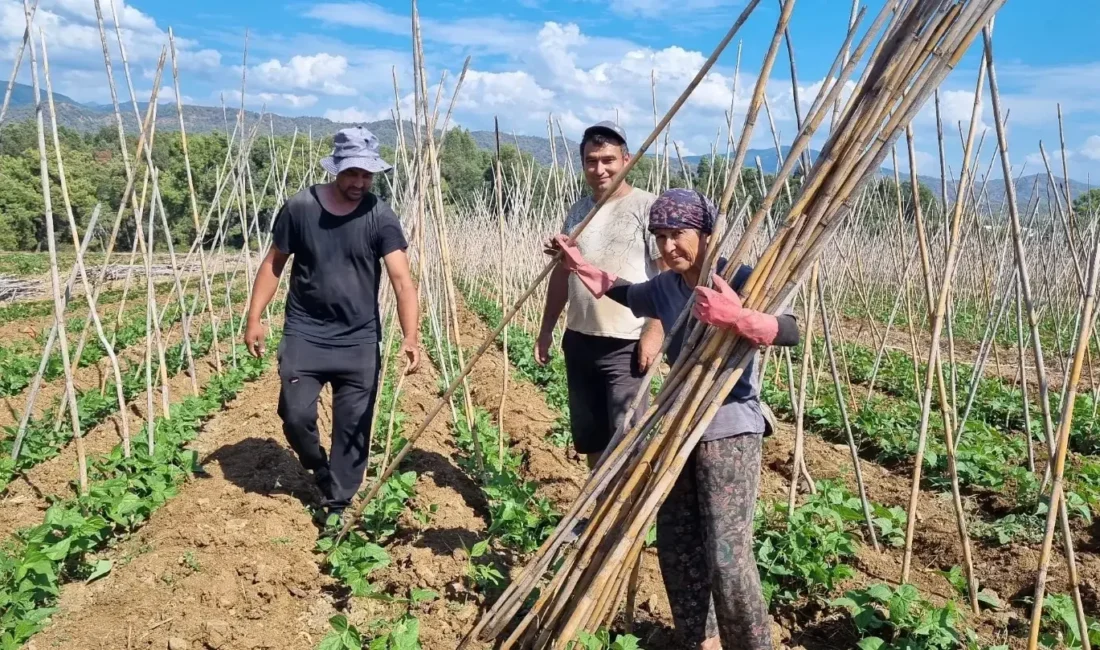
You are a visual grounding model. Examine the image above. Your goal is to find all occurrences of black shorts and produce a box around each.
[561,329,649,455]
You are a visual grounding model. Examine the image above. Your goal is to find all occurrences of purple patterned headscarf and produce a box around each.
[647,188,717,235]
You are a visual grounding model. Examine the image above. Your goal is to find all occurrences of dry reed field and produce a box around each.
[2,1,1100,649]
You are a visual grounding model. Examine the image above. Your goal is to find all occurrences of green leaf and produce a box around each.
[470,540,490,558]
[410,588,438,605]
[977,590,1002,610]
[857,638,885,650]
[866,583,894,602]
[85,559,113,583]
[329,614,350,634]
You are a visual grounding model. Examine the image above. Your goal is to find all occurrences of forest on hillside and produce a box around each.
[0,118,1044,252]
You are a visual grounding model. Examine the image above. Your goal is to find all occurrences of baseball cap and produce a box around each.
[320,126,393,175]
[582,120,628,148]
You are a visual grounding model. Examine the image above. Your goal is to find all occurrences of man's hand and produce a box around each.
[402,337,421,374]
[245,319,267,358]
[535,331,553,366]
[637,324,663,373]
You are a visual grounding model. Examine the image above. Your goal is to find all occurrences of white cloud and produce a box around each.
[1081,135,1100,162]
[461,70,554,111]
[257,92,318,109]
[250,53,355,96]
[324,106,390,123]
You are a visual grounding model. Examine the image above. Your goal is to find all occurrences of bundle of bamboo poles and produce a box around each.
[455,1,1007,647]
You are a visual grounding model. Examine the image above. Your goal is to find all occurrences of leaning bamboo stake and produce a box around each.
[1026,194,1100,650]
[980,27,1093,648]
[0,0,37,129]
[788,263,818,516]
[900,67,984,610]
[494,117,509,465]
[9,206,100,462]
[337,0,765,544]
[816,267,879,551]
[26,15,85,494]
[169,27,223,374]
[40,35,133,456]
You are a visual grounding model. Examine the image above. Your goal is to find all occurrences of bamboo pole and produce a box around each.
[26,13,86,494]
[9,206,100,462]
[0,0,37,129]
[495,117,509,465]
[39,35,132,457]
[981,27,1092,648]
[899,64,985,610]
[816,267,879,550]
[337,0,765,544]
[788,264,818,515]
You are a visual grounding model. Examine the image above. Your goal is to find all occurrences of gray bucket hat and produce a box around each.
[320,126,393,175]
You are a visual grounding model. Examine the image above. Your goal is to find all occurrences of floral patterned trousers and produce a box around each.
[655,433,772,649]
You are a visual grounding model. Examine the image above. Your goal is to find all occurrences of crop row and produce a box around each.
[0,336,270,649]
[314,331,433,649]
[0,311,242,494]
[842,290,1090,359]
[810,336,1100,457]
[0,278,187,326]
[787,336,1100,506]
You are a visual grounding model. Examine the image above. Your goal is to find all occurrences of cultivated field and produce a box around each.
[2,1,1099,649]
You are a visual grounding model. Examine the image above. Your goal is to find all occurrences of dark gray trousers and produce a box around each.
[561,329,648,455]
[277,335,381,508]
[656,433,772,649]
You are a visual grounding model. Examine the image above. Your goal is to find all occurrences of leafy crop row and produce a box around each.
[420,315,562,555]
[0,314,239,493]
[0,337,270,649]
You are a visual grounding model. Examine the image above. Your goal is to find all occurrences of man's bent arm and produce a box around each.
[248,248,289,323]
[539,264,570,339]
[383,249,421,371]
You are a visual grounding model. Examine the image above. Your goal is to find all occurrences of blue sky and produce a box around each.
[2,0,1099,182]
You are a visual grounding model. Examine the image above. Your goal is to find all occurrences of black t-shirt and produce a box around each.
[271,187,407,345]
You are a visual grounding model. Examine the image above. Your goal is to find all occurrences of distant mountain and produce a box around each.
[3,82,79,108]
[682,145,821,174]
[3,82,1092,208]
[4,82,574,166]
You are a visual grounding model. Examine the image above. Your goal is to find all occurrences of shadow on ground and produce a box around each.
[204,436,318,509]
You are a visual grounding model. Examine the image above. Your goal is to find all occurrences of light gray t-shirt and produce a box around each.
[625,261,769,441]
[561,188,660,340]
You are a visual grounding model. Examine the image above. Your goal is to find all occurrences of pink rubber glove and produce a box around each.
[693,273,778,346]
[552,234,618,298]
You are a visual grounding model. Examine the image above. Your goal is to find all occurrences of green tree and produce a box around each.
[1073,188,1100,218]
[440,128,491,204]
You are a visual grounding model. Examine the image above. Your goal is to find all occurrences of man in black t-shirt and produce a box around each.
[245,126,420,526]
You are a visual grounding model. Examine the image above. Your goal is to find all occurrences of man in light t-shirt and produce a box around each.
[536,121,664,468]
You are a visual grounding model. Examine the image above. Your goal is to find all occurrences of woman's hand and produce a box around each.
[547,234,618,299]
[693,273,778,346]
[692,273,743,328]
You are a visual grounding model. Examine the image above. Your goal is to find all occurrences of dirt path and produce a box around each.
[30,367,339,650]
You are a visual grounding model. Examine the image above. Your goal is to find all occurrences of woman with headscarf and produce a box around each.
[549,188,798,650]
